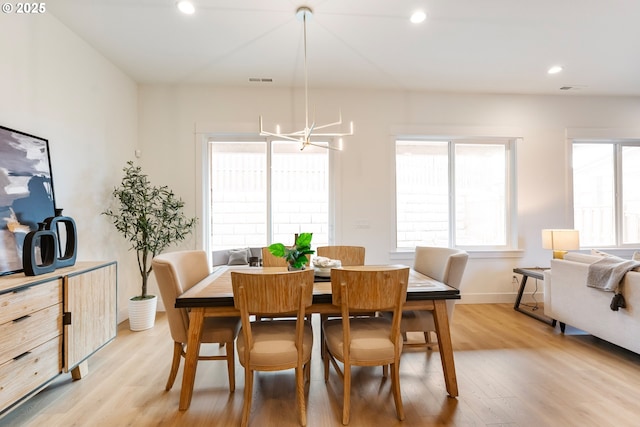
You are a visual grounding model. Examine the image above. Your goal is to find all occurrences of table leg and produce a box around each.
[179,307,205,410]
[513,275,528,310]
[432,300,458,397]
[513,273,556,326]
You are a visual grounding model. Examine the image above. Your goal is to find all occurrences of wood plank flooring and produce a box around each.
[2,304,640,426]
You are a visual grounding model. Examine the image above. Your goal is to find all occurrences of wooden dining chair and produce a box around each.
[400,246,468,348]
[316,246,366,356]
[231,269,315,427]
[261,246,289,267]
[322,265,409,425]
[152,250,240,393]
[316,245,365,266]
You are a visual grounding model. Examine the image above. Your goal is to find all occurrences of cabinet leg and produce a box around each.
[559,322,566,333]
[71,360,89,380]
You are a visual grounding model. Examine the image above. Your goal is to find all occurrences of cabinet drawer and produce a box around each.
[0,336,61,413]
[0,280,62,325]
[0,304,62,364]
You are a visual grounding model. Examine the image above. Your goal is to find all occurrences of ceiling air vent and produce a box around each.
[560,85,587,91]
[249,78,273,83]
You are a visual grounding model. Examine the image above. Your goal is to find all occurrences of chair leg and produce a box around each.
[296,365,307,426]
[304,360,311,384]
[320,314,328,359]
[241,369,254,427]
[390,362,405,421]
[226,340,235,392]
[425,331,435,350]
[165,341,182,391]
[342,363,351,425]
[323,344,330,382]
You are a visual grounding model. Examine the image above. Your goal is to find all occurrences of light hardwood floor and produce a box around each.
[2,304,640,426]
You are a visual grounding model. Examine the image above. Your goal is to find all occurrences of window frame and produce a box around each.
[571,138,640,248]
[393,135,518,251]
[201,134,339,253]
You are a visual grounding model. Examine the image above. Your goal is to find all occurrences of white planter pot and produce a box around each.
[128,295,157,331]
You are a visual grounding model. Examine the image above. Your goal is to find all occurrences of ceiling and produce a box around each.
[48,0,640,95]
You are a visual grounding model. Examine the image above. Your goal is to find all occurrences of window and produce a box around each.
[395,138,515,249]
[572,140,640,247]
[208,138,331,250]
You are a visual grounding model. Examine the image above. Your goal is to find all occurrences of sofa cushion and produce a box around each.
[563,252,603,264]
[228,248,250,265]
[591,248,615,257]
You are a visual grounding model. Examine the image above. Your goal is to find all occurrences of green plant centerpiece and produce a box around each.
[268,232,315,270]
[103,161,196,300]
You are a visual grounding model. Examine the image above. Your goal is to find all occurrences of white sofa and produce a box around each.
[543,253,640,354]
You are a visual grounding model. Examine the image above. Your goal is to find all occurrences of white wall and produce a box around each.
[4,12,639,312]
[0,13,138,322]
[138,84,640,304]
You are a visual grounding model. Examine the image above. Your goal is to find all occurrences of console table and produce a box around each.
[0,261,117,415]
[513,267,556,326]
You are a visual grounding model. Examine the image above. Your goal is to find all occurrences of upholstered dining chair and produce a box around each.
[401,246,468,348]
[152,250,240,393]
[231,269,315,427]
[322,265,409,425]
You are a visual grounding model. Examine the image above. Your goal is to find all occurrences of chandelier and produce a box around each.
[259,6,354,151]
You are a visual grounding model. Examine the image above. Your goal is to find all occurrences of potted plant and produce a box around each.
[103,161,196,331]
[268,232,315,270]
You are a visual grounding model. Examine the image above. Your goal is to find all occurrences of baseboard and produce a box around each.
[459,291,544,304]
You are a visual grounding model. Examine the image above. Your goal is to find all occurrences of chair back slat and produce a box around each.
[231,269,314,314]
[316,246,365,266]
[261,247,289,267]
[330,265,409,311]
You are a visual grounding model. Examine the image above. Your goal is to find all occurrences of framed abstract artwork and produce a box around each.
[0,125,56,275]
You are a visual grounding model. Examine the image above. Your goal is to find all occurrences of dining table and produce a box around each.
[175,265,461,410]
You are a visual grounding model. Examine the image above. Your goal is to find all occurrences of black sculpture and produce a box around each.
[22,209,77,276]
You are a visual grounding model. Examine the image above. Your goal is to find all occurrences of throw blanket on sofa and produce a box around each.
[587,256,640,292]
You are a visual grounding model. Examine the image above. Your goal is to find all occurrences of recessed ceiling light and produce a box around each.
[177,1,195,15]
[548,65,563,74]
[410,10,427,24]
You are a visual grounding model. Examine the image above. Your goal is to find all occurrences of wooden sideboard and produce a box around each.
[0,261,117,415]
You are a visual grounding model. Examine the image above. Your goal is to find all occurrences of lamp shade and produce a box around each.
[541,229,580,259]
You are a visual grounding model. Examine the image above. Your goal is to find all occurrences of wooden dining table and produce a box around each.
[175,265,461,410]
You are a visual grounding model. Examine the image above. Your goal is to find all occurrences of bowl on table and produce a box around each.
[313,257,342,277]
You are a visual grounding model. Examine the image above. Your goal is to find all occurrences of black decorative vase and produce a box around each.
[44,208,77,268]
[22,222,58,276]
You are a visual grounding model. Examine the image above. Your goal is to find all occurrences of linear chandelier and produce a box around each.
[259,6,354,151]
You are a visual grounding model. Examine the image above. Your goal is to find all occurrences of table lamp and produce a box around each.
[541,229,580,259]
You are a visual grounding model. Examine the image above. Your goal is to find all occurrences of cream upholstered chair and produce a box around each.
[261,246,289,267]
[231,269,314,427]
[322,266,409,425]
[152,250,240,392]
[402,246,468,347]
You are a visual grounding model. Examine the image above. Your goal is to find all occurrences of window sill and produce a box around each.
[390,249,524,261]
